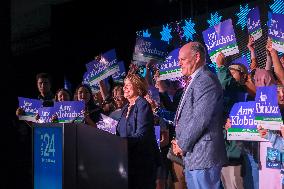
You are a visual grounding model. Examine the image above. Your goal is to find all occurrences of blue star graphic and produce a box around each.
[236,4,251,30]
[270,0,284,14]
[182,18,196,41]
[207,12,222,27]
[160,24,172,44]
[143,29,151,38]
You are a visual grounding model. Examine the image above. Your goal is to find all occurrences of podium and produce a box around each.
[33,123,128,189]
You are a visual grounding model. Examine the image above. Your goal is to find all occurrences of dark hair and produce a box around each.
[125,74,148,97]
[55,88,72,101]
[74,84,97,110]
[36,73,52,82]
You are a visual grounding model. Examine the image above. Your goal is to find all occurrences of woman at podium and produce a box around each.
[116,74,160,189]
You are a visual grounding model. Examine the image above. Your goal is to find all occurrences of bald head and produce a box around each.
[178,42,206,76]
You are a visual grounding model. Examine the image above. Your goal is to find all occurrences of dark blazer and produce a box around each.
[116,96,160,188]
[175,66,227,170]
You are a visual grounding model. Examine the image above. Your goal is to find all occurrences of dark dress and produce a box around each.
[116,96,160,189]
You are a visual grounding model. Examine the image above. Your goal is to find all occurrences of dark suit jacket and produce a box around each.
[175,66,227,170]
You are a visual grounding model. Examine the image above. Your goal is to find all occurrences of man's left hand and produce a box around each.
[171,139,183,156]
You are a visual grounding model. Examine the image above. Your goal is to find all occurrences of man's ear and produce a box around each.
[195,52,201,63]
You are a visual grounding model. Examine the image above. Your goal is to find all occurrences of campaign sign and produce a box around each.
[38,107,54,123]
[112,61,126,83]
[97,114,118,135]
[133,36,168,65]
[266,147,281,169]
[202,19,239,63]
[255,86,282,130]
[86,49,119,85]
[54,101,85,123]
[159,48,183,80]
[268,13,284,53]
[18,97,42,122]
[154,126,160,148]
[227,101,266,141]
[247,7,262,41]
[34,126,62,189]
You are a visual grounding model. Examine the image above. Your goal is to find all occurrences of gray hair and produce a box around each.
[190,42,206,62]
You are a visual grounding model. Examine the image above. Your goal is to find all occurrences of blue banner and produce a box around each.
[133,37,168,65]
[230,101,256,129]
[86,49,119,85]
[227,101,266,141]
[34,126,62,189]
[54,101,85,123]
[247,6,262,40]
[112,61,126,83]
[255,85,282,130]
[18,97,42,122]
[202,19,239,63]
[268,13,284,53]
[38,107,54,123]
[159,48,182,80]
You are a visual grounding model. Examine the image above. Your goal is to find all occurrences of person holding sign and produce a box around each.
[16,73,54,119]
[171,42,227,189]
[74,84,102,127]
[116,74,160,189]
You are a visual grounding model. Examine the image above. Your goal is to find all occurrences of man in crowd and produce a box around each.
[172,42,227,189]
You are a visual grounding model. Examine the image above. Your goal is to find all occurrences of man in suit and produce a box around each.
[172,42,227,189]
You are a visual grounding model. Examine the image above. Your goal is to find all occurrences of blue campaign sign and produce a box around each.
[255,85,282,130]
[247,6,262,40]
[202,19,239,62]
[268,13,284,52]
[231,55,251,73]
[54,101,85,123]
[230,101,256,129]
[18,97,42,116]
[85,49,119,85]
[112,61,126,82]
[38,107,54,123]
[133,36,168,64]
[159,48,182,80]
[34,126,63,189]
[255,85,281,118]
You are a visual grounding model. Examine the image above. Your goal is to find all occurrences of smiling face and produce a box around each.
[113,87,126,109]
[77,86,91,104]
[178,42,204,77]
[123,78,138,100]
[57,90,71,102]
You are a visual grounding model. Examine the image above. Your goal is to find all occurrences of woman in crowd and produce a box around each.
[116,74,160,189]
[74,84,102,127]
[108,84,127,121]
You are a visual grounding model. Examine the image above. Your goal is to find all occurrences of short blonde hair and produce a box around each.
[125,74,148,97]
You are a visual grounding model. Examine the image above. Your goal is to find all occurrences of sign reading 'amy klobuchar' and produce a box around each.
[202,19,239,63]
